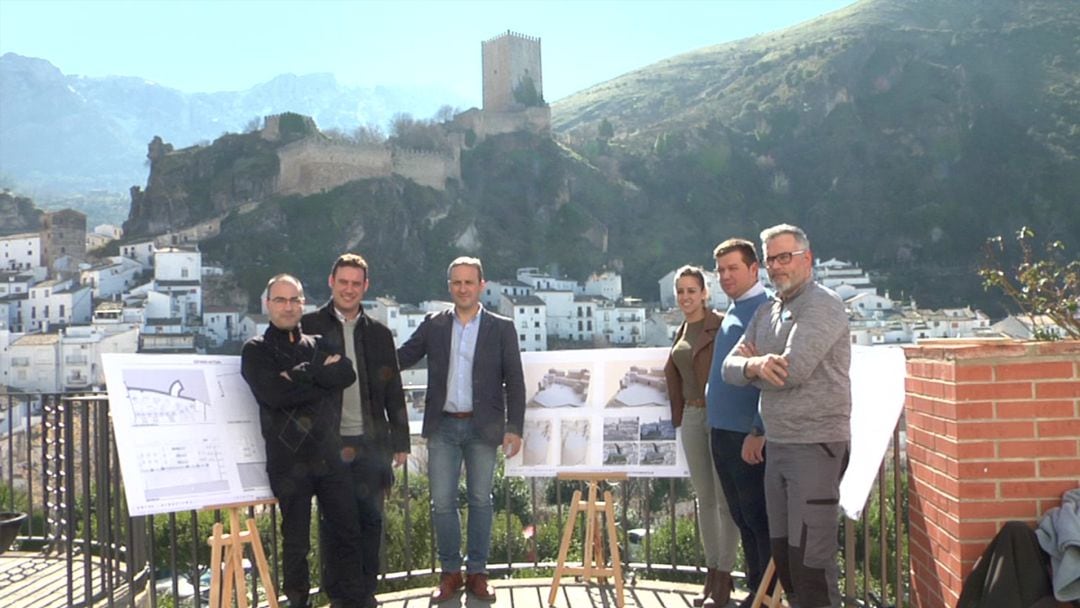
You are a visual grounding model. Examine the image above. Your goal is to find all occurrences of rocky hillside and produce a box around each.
[551,0,1080,308]
[0,191,43,236]
[124,0,1078,312]
[200,132,624,306]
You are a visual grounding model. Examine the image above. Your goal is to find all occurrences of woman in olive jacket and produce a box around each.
[663,265,738,607]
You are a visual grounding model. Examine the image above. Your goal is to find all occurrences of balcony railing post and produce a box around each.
[894,425,906,606]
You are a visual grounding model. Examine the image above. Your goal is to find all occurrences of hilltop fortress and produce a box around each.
[269,30,551,196]
[126,31,552,236]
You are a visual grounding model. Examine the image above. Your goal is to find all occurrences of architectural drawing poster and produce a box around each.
[101,353,273,516]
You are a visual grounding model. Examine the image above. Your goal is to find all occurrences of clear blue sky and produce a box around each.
[0,0,856,104]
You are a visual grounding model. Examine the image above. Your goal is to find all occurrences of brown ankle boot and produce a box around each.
[704,570,733,607]
[693,568,716,607]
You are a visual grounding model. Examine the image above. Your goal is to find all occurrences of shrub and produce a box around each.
[980,226,1080,340]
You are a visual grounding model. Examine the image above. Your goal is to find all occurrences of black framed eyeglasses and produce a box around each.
[764,249,807,267]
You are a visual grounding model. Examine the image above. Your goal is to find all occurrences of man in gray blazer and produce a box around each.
[397,256,526,604]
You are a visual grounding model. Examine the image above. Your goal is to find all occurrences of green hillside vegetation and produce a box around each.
[555,0,1080,309]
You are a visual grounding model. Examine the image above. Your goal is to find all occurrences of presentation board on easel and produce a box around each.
[101,353,273,516]
[505,345,906,521]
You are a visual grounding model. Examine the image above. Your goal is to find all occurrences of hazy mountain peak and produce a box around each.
[0,54,472,196]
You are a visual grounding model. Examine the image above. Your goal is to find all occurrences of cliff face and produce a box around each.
[0,191,43,236]
[124,134,281,236]
[197,132,620,306]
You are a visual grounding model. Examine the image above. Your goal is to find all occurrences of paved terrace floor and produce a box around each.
[377,578,753,608]
[0,550,760,608]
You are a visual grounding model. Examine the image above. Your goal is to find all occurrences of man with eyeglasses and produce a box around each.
[722,224,851,608]
[241,274,368,608]
[302,254,410,608]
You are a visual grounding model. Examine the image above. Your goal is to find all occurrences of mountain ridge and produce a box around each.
[0,52,472,196]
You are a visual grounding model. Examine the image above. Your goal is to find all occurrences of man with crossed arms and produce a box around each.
[723,224,851,608]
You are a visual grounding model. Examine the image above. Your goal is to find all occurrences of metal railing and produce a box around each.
[1,392,909,607]
[1,392,148,607]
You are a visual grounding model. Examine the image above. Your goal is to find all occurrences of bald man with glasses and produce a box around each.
[722,224,851,608]
[241,274,369,608]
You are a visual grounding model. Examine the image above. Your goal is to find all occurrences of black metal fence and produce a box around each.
[0,392,909,607]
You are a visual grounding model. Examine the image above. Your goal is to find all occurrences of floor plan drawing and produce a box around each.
[103,354,273,516]
[122,369,211,426]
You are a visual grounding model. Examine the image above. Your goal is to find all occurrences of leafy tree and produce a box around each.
[389,113,447,151]
[352,123,386,145]
[512,75,543,107]
[980,226,1080,339]
[434,105,458,123]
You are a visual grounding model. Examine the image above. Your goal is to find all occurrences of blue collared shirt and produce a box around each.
[444,308,481,413]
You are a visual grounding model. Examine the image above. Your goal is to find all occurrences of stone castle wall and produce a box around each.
[455,106,551,140]
[392,147,460,190]
[275,138,459,196]
[276,140,394,196]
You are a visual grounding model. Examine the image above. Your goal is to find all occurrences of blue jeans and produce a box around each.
[427,416,498,574]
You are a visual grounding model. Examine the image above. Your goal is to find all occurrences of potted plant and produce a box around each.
[0,511,27,554]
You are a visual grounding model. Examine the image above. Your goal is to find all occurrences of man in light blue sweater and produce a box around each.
[706,237,772,608]
[722,224,851,608]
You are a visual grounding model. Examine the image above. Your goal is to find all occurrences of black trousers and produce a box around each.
[269,459,367,608]
[321,435,393,605]
[711,428,772,592]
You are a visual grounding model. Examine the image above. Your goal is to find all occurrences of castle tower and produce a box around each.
[482,30,544,112]
[41,208,86,270]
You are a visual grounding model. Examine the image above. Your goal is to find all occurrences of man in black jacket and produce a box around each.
[302,254,410,608]
[241,273,367,608]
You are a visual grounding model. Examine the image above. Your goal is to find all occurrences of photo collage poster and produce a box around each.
[505,347,689,478]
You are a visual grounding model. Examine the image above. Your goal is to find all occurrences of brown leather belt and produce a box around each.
[443,411,473,419]
[685,398,706,408]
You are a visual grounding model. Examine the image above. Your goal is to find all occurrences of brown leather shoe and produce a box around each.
[693,568,716,607]
[465,572,496,601]
[703,569,732,607]
[430,571,464,604]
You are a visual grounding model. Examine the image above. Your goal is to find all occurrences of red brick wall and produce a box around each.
[904,339,1080,608]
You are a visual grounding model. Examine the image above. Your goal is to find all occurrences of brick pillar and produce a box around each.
[903,339,1080,608]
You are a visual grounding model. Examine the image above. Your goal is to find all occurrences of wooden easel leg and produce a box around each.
[208,522,225,608]
[207,507,282,608]
[225,508,249,608]
[247,517,280,608]
[751,558,784,608]
[582,482,597,581]
[603,490,624,608]
[548,489,584,607]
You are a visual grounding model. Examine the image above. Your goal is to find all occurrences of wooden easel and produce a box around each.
[749,558,785,608]
[548,472,627,608]
[204,500,279,608]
